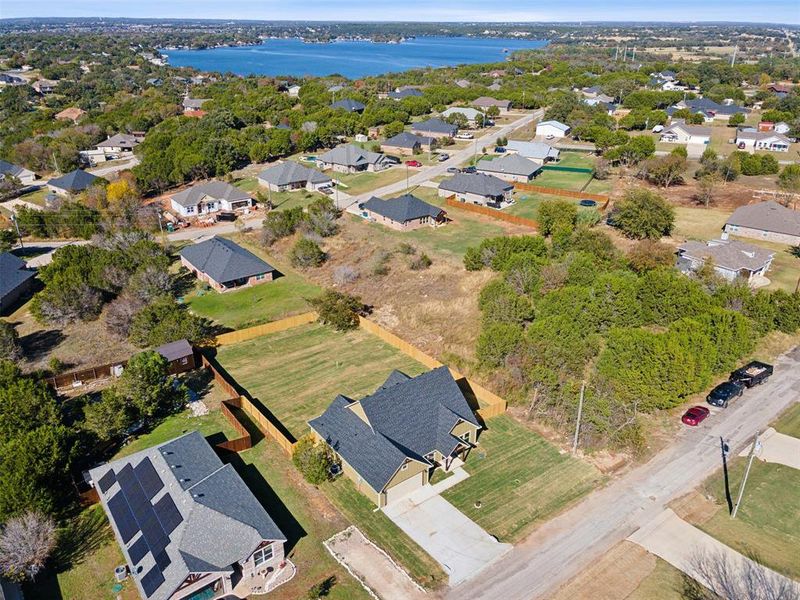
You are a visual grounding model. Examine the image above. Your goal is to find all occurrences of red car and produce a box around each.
[405,160,422,167]
[681,406,710,426]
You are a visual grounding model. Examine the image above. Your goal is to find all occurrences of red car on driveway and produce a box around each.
[681,406,710,426]
[405,160,422,167]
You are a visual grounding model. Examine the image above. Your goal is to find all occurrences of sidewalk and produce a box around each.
[738,426,800,470]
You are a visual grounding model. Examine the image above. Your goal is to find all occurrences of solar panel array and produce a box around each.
[102,456,186,598]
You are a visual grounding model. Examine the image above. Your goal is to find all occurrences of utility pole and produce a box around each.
[572,383,585,455]
[731,46,738,67]
[614,46,619,61]
[732,431,760,519]
[405,163,409,192]
[632,47,636,62]
[10,214,23,248]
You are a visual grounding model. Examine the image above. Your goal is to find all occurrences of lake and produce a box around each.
[162,36,547,78]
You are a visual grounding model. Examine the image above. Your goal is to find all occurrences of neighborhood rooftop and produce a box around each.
[382,131,435,148]
[170,181,251,209]
[678,240,775,272]
[0,253,36,304]
[439,172,514,196]
[179,236,275,284]
[362,194,443,223]
[662,120,713,137]
[505,141,560,161]
[47,168,101,192]
[725,201,800,237]
[411,118,458,135]
[476,154,543,177]
[317,143,385,167]
[257,161,331,186]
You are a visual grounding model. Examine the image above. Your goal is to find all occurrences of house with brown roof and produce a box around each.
[723,201,800,246]
[55,107,86,123]
[179,236,275,292]
[361,194,446,230]
[677,239,774,286]
[472,96,512,113]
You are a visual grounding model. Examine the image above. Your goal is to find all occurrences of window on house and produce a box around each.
[460,431,471,443]
[186,206,195,214]
[253,544,274,566]
[180,357,188,365]
[256,274,265,280]
[400,463,408,471]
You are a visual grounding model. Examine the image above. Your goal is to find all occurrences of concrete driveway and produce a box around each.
[383,484,512,586]
[738,426,800,470]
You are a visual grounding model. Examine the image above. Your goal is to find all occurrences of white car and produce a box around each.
[652,125,664,133]
[455,132,474,140]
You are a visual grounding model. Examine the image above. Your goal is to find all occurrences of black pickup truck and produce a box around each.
[730,361,774,388]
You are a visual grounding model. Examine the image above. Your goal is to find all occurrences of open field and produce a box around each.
[507,192,600,221]
[626,557,688,600]
[333,167,409,195]
[215,322,427,440]
[775,402,800,438]
[185,237,321,330]
[441,415,603,543]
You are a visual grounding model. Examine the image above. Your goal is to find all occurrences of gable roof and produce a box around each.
[179,236,274,284]
[0,160,34,180]
[472,96,511,109]
[536,120,570,132]
[55,107,85,120]
[363,194,444,223]
[331,98,365,112]
[309,366,480,492]
[89,431,285,600]
[47,169,102,192]
[182,97,208,110]
[0,252,35,302]
[678,240,774,272]
[155,339,193,362]
[672,98,748,117]
[505,140,560,161]
[725,201,800,237]
[662,120,712,137]
[439,172,513,197]
[317,144,386,168]
[441,107,483,121]
[382,132,434,149]
[97,133,143,149]
[170,181,251,209]
[388,88,423,99]
[257,161,331,186]
[735,130,791,144]
[411,118,458,136]
[476,154,543,177]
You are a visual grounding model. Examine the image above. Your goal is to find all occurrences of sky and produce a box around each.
[1,0,799,24]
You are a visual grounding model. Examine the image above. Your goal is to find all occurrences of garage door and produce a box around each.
[385,472,425,505]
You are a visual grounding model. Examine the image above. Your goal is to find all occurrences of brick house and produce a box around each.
[723,201,800,246]
[179,236,275,292]
[361,194,447,230]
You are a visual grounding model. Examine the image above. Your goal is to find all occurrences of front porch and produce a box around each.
[229,559,296,598]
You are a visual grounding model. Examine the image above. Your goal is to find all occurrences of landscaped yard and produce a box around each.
[184,236,321,330]
[332,167,409,195]
[233,176,325,211]
[697,458,800,579]
[507,192,601,221]
[442,415,604,543]
[214,321,428,440]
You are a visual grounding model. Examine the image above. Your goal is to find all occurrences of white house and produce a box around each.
[169,181,253,218]
[535,120,570,139]
[441,107,484,127]
[677,239,774,287]
[287,85,301,98]
[0,160,36,185]
[735,130,791,153]
[659,120,711,145]
[80,133,144,165]
[257,161,332,192]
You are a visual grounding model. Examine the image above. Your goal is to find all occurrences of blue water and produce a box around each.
[162,36,547,78]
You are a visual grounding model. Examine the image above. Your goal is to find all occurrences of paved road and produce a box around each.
[446,346,800,600]
[87,155,140,178]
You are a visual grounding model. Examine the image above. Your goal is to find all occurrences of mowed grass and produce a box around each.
[626,558,688,600]
[672,206,730,241]
[698,459,800,579]
[233,176,325,211]
[333,167,409,195]
[215,322,428,440]
[507,192,600,221]
[534,168,593,191]
[185,238,322,329]
[442,415,603,543]
[775,402,800,438]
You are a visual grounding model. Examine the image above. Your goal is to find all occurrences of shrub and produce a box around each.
[409,253,432,270]
[261,207,304,245]
[478,280,534,325]
[128,296,210,347]
[370,250,391,276]
[476,323,524,367]
[0,322,21,362]
[537,199,578,236]
[290,237,326,268]
[310,290,364,331]
[292,435,334,485]
[463,235,547,271]
[332,265,359,285]
[612,188,675,240]
[627,240,675,272]
[396,242,416,255]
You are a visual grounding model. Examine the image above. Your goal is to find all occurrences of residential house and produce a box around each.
[179,236,275,292]
[535,120,570,138]
[472,96,512,112]
[55,107,85,123]
[476,154,542,183]
[169,181,254,218]
[287,84,301,98]
[146,77,163,87]
[0,73,26,86]
[767,83,792,98]
[487,82,502,92]
[31,79,58,94]
[677,239,774,286]
[0,160,36,185]
[309,366,481,507]
[361,194,446,230]
[182,97,209,115]
[90,431,290,600]
[0,252,36,314]
[735,130,791,153]
[411,118,458,139]
[668,98,748,122]
[381,132,435,156]
[81,133,145,165]
[316,144,391,174]
[388,88,423,100]
[438,172,514,207]
[257,162,331,192]
[723,201,800,246]
[441,107,483,127]
[774,122,791,135]
[454,79,471,89]
[659,120,711,145]
[330,98,365,113]
[327,84,346,93]
[581,85,604,98]
[505,140,560,163]
[47,169,103,195]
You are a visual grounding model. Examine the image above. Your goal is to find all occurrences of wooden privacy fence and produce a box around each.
[239,396,297,455]
[514,182,608,203]
[444,197,539,229]
[217,397,253,452]
[541,165,594,174]
[47,363,119,389]
[214,312,318,346]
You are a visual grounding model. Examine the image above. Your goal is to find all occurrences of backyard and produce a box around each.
[332,166,409,195]
[214,321,428,441]
[233,176,326,212]
[506,191,602,221]
[442,415,604,543]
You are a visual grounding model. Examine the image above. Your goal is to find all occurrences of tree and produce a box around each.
[485,105,500,118]
[612,188,675,240]
[696,172,722,207]
[0,322,22,362]
[0,511,56,582]
[0,230,16,253]
[290,237,326,268]
[118,350,184,420]
[778,164,800,196]
[644,154,687,188]
[476,323,523,367]
[309,290,364,331]
[292,435,334,485]
[382,120,405,138]
[627,240,676,272]
[728,112,745,127]
[128,296,209,347]
[537,199,578,236]
[82,387,136,441]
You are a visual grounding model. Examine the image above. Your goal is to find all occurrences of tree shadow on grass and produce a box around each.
[19,329,66,362]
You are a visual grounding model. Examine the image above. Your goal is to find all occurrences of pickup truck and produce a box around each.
[729,361,773,388]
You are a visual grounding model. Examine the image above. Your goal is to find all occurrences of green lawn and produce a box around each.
[555,151,595,169]
[442,415,603,543]
[17,187,50,207]
[506,192,600,221]
[233,177,324,211]
[332,167,409,195]
[698,459,800,579]
[184,238,321,330]
[775,402,800,438]
[627,558,688,600]
[215,322,427,440]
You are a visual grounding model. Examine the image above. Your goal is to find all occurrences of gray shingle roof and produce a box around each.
[0,252,35,304]
[179,236,274,285]
[681,98,748,116]
[505,141,560,161]
[662,120,712,137]
[439,172,513,197]
[330,98,365,112]
[90,431,285,600]
[536,120,570,132]
[411,118,457,136]
[309,366,480,492]
[441,107,482,121]
[317,144,386,168]
[182,97,208,109]
[476,154,542,178]
[155,339,193,363]
[678,240,774,271]
[257,162,331,186]
[47,169,102,192]
[725,201,800,238]
[735,130,791,144]
[363,194,444,223]
[96,133,143,149]
[472,96,511,109]
[388,88,423,99]
[382,132,434,149]
[0,160,33,180]
[170,181,251,209]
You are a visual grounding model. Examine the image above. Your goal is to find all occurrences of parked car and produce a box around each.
[215,211,237,222]
[706,381,745,408]
[438,153,449,162]
[462,166,477,173]
[652,125,664,133]
[579,199,597,207]
[545,134,555,140]
[737,142,746,150]
[681,406,710,426]
[455,132,474,140]
[384,155,401,165]
[730,361,773,388]
[494,146,506,153]
[405,160,422,167]
[447,167,461,174]
[320,187,334,196]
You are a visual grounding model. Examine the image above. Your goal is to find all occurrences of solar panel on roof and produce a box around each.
[134,457,164,500]
[140,565,165,597]
[128,536,149,565]
[117,464,169,556]
[153,494,183,534]
[107,493,138,543]
[97,470,116,494]
[154,549,171,571]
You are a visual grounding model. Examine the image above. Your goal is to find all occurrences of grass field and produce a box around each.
[233,177,324,212]
[507,192,600,221]
[627,558,688,600]
[441,415,603,543]
[775,402,800,438]
[698,459,800,579]
[333,167,409,195]
[215,322,428,440]
[184,239,321,330]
